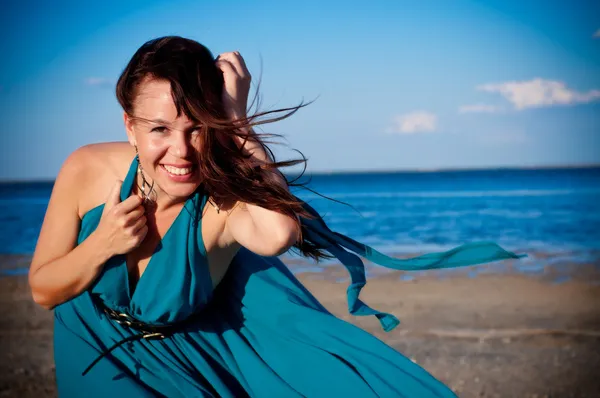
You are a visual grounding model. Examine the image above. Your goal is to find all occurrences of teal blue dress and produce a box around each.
[53,156,523,397]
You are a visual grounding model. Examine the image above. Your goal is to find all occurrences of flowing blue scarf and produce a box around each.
[297,198,525,332]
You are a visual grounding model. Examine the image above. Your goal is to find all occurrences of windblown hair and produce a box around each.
[116,35,346,261]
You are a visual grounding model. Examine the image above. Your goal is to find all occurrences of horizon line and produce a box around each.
[291,162,600,176]
[1,162,599,183]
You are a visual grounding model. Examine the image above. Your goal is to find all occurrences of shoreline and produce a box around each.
[5,252,600,285]
[1,257,599,397]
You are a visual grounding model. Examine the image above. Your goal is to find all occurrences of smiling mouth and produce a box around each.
[160,164,195,175]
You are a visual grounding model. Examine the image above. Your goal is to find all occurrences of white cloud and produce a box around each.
[477,78,600,110]
[386,111,437,134]
[593,29,600,38]
[458,104,502,114]
[84,77,114,88]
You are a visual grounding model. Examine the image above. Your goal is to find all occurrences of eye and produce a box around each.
[151,126,168,133]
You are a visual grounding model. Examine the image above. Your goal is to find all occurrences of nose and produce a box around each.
[171,131,191,158]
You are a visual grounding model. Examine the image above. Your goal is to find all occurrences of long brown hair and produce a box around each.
[116,36,349,261]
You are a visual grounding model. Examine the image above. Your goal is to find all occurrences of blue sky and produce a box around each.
[1,0,599,180]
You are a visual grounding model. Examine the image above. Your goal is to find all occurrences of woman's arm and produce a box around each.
[215,52,299,256]
[29,146,111,309]
[29,146,147,310]
[224,127,299,257]
[30,229,114,310]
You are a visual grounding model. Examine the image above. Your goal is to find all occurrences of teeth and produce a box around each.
[163,165,193,175]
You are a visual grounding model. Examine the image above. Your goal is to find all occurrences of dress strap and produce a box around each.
[297,196,525,332]
[120,156,139,202]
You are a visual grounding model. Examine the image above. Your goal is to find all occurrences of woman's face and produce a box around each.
[124,78,203,201]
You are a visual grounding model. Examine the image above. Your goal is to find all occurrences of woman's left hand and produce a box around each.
[215,51,251,121]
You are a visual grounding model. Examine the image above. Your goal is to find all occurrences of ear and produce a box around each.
[123,112,136,146]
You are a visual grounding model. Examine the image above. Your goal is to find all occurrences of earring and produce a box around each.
[135,145,157,205]
[213,199,221,214]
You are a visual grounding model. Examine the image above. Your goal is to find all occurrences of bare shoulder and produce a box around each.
[63,142,135,219]
[30,142,134,270]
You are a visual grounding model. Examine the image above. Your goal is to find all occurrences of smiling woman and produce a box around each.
[28,36,523,397]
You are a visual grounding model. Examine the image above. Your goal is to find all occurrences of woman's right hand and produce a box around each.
[94,180,148,257]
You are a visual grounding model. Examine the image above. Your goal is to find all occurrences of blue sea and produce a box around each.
[1,167,599,279]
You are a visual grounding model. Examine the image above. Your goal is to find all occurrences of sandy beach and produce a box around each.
[1,254,599,398]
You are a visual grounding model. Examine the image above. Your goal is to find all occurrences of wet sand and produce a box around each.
[1,254,599,397]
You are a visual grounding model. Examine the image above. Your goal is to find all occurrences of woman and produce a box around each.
[29,36,522,397]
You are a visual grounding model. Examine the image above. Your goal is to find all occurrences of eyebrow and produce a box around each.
[135,117,173,125]
[132,115,202,126]
[149,118,171,124]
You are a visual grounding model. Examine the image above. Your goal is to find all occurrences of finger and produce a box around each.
[215,58,241,78]
[123,207,145,225]
[217,53,249,78]
[119,195,144,213]
[132,218,148,236]
[232,52,251,78]
[134,224,149,243]
[125,214,146,230]
[132,213,147,229]
[223,52,250,78]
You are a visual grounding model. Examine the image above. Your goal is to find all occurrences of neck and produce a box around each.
[132,173,187,213]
